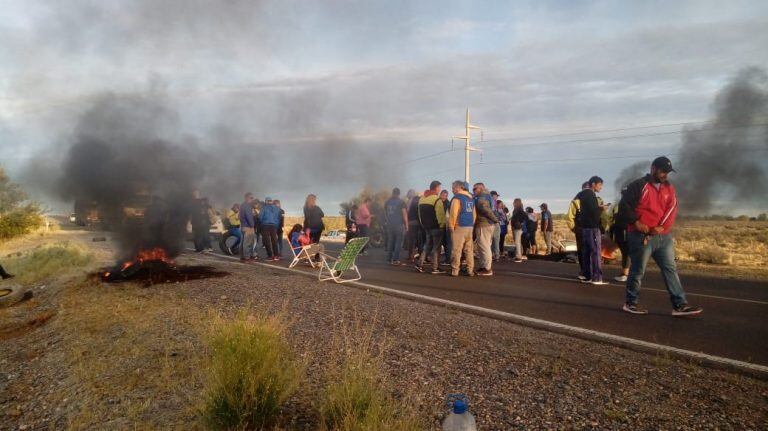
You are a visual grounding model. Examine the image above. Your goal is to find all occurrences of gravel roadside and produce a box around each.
[2,249,767,430]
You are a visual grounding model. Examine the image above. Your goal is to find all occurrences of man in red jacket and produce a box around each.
[617,157,702,317]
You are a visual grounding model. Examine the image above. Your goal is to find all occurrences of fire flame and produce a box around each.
[119,247,174,271]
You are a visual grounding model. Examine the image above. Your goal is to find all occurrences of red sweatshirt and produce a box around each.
[618,174,678,234]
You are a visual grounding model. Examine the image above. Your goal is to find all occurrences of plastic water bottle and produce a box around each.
[442,394,477,431]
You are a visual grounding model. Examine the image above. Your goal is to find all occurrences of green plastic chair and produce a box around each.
[317,237,369,283]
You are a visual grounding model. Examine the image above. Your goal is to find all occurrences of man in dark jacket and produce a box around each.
[416,181,445,274]
[384,188,408,265]
[259,197,281,261]
[239,193,258,261]
[617,157,702,316]
[473,183,498,276]
[575,176,606,285]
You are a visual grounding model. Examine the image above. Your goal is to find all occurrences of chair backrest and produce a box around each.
[333,237,369,271]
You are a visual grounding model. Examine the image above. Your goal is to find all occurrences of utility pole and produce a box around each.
[452,108,482,183]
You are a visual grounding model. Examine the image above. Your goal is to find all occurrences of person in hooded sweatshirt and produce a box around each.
[259,197,282,261]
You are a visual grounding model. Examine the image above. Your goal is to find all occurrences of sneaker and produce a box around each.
[591,280,609,285]
[414,265,424,273]
[450,272,460,277]
[622,303,648,315]
[431,269,446,275]
[579,278,592,284]
[614,275,628,282]
[440,261,451,266]
[513,258,523,263]
[672,305,703,317]
[390,260,401,266]
[577,275,588,281]
[476,268,493,276]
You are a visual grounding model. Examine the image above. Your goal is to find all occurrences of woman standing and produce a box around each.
[303,194,325,244]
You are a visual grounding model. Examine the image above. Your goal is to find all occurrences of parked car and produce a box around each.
[321,230,347,242]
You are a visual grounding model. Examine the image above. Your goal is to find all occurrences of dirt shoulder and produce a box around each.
[1,235,767,430]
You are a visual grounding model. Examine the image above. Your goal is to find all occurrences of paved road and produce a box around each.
[200,239,768,366]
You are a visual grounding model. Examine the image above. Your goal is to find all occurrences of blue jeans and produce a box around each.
[581,228,603,281]
[228,227,242,250]
[625,231,687,308]
[386,225,405,262]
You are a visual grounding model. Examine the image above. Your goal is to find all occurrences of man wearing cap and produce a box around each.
[616,157,702,316]
[473,183,498,276]
[540,203,553,255]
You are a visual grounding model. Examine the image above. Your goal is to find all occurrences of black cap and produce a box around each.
[490,190,499,197]
[652,156,675,173]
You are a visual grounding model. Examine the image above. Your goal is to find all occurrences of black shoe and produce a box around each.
[622,303,648,315]
[672,305,703,317]
[414,265,424,273]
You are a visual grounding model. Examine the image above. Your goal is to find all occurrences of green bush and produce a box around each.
[5,242,93,285]
[0,204,43,241]
[691,245,731,265]
[320,329,422,431]
[201,312,304,430]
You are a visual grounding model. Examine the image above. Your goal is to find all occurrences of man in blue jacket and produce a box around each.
[259,196,282,261]
[239,193,258,261]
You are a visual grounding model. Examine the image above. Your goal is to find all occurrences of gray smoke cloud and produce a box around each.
[613,160,650,199]
[676,67,768,213]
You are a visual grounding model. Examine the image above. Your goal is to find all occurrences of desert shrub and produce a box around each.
[320,325,422,431]
[201,312,303,430]
[691,245,731,265]
[0,204,43,241]
[4,242,93,284]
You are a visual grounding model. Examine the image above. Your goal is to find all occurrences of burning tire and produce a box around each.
[219,231,240,256]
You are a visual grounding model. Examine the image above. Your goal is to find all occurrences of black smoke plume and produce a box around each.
[53,89,405,261]
[57,93,203,261]
[676,67,768,213]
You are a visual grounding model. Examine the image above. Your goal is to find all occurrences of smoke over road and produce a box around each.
[676,67,768,213]
[49,90,403,259]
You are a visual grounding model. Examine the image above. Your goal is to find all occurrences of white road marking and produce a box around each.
[501,270,768,305]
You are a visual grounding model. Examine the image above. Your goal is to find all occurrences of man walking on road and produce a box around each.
[540,203,553,255]
[416,181,446,274]
[575,176,608,285]
[448,181,476,277]
[239,193,258,262]
[473,183,498,276]
[384,188,408,265]
[617,157,702,316]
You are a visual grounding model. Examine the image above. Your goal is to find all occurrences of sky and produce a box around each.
[1,0,767,214]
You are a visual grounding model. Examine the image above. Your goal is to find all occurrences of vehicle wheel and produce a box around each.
[219,231,240,256]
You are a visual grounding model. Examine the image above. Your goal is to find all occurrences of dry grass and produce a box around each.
[3,241,95,285]
[319,319,423,431]
[201,310,305,430]
[58,282,207,430]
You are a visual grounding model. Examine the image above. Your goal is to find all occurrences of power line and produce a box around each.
[399,122,768,166]
[478,120,708,144]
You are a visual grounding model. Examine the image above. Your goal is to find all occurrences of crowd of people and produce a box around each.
[200,156,701,317]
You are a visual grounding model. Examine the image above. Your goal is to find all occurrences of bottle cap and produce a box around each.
[453,398,467,414]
